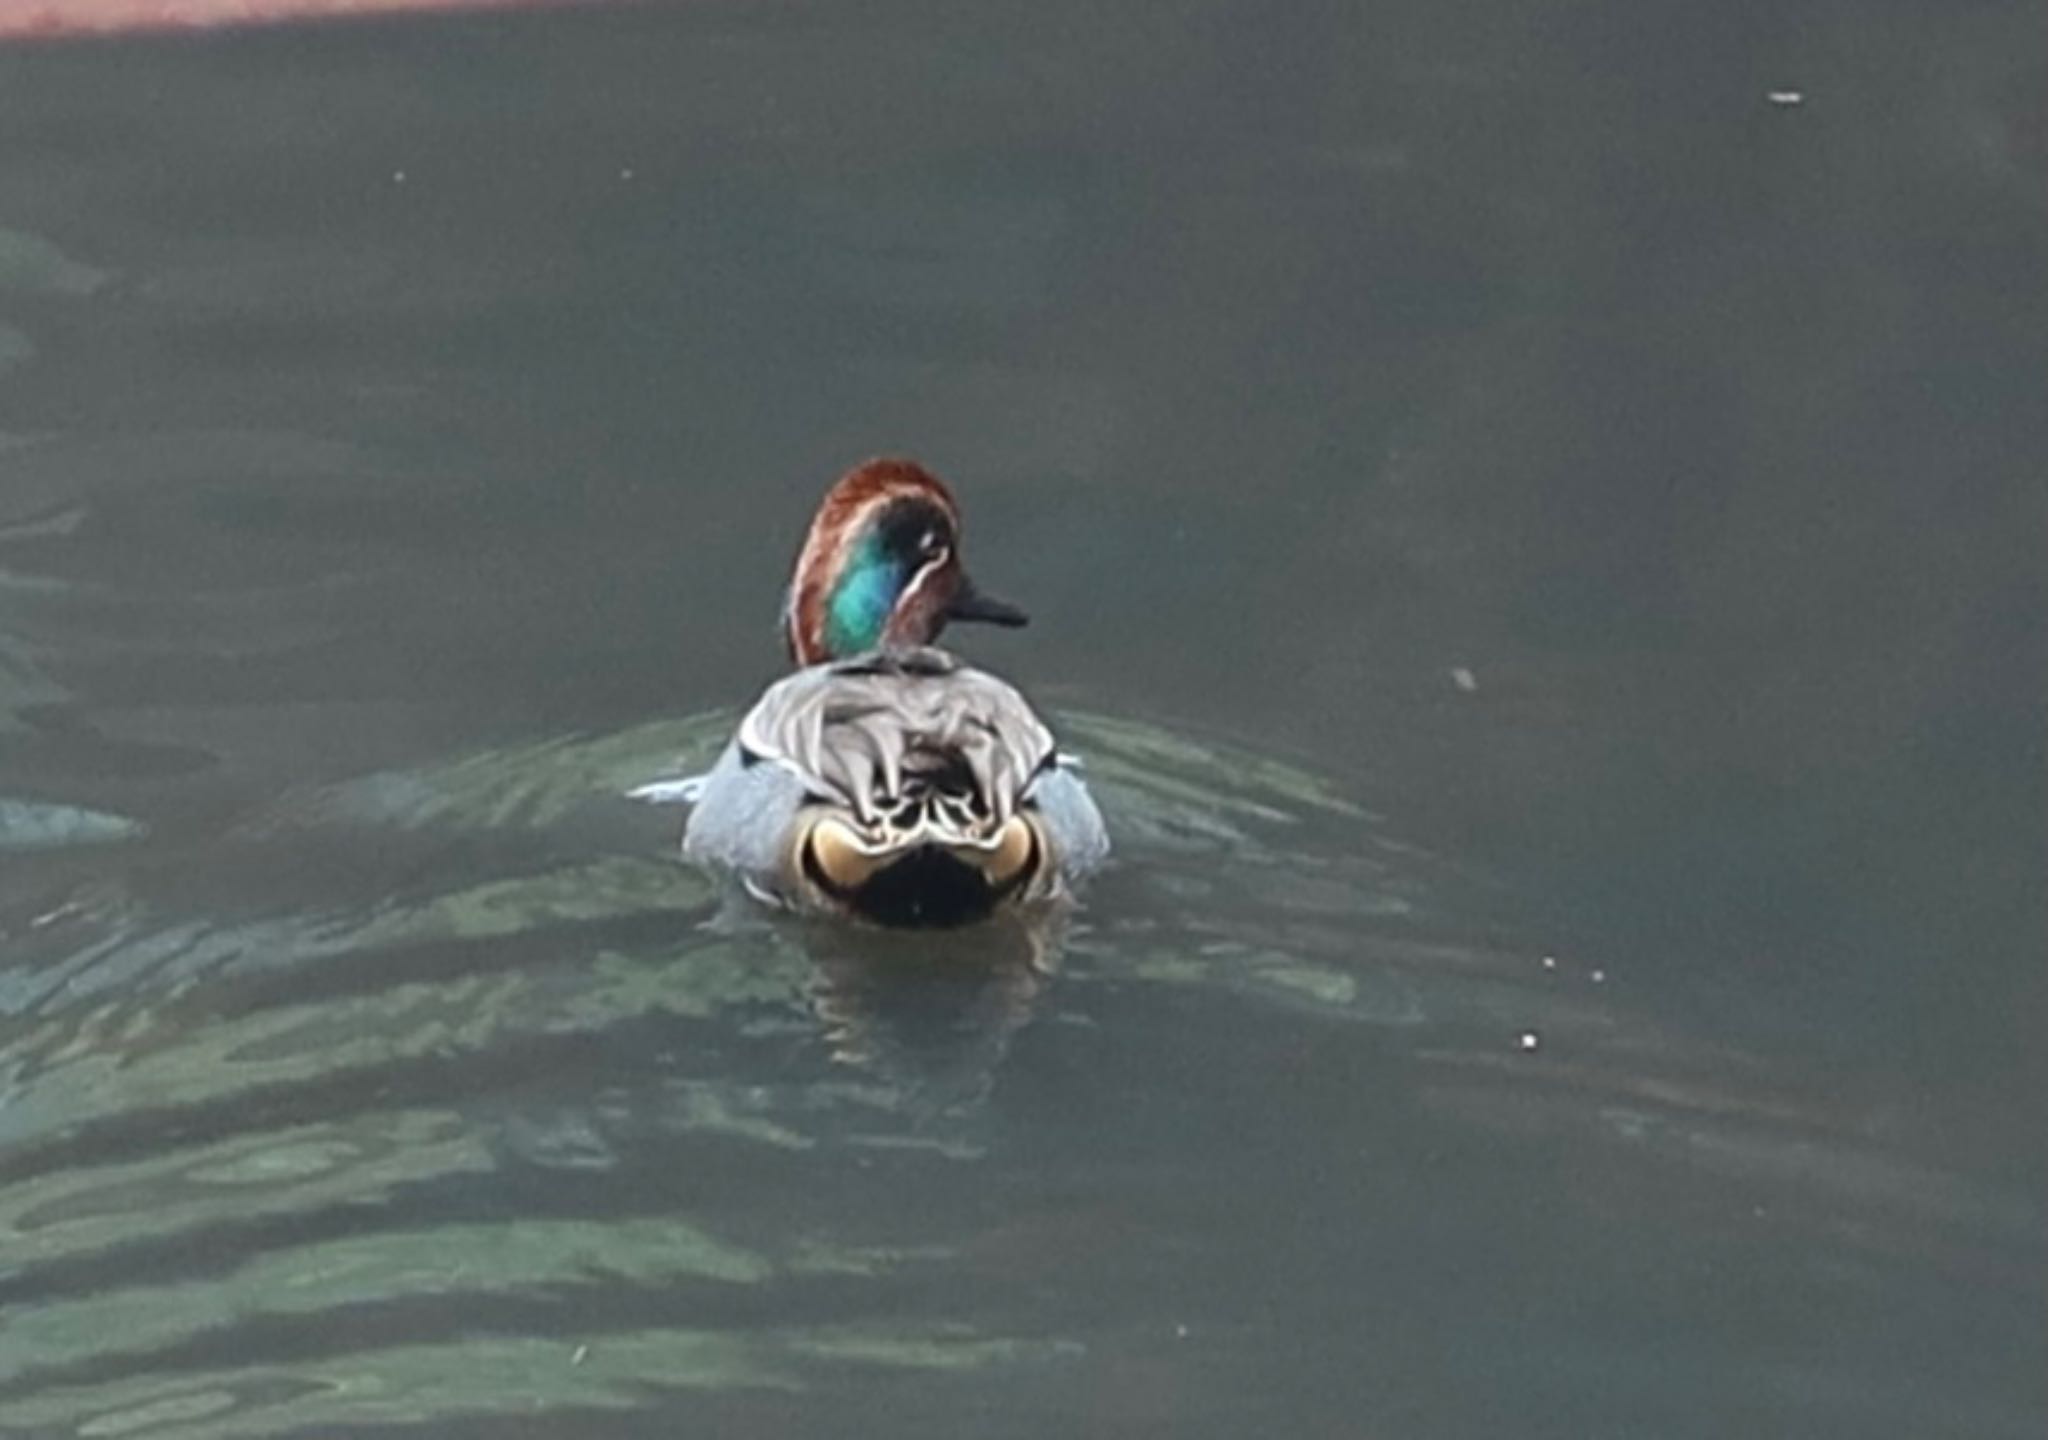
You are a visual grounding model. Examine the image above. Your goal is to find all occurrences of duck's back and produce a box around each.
[684,647,1106,924]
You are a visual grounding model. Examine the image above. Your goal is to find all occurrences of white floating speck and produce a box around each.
[571,1344,589,1366]
[1767,90,1804,107]
[391,170,408,184]
[1449,666,1478,693]
[619,168,636,181]
[1517,1031,1540,1052]
[1173,1323,1190,1339]
[1540,954,1557,971]
[1589,969,1606,984]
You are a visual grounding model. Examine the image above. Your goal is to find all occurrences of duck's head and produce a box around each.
[783,458,1027,665]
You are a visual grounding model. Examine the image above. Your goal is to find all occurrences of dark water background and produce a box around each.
[0,2,2041,1435]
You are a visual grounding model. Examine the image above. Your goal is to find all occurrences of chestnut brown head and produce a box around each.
[783,458,1027,666]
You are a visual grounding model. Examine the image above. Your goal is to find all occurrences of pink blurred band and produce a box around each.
[0,0,582,40]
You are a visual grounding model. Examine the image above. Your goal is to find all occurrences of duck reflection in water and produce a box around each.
[797,913,1063,1113]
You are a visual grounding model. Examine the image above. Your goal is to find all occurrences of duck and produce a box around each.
[648,457,1108,928]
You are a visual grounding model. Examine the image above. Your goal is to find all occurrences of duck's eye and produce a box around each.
[918,529,945,560]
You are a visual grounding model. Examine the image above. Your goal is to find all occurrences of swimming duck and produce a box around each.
[655,458,1108,927]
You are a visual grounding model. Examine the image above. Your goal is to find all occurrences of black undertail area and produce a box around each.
[843,845,999,929]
